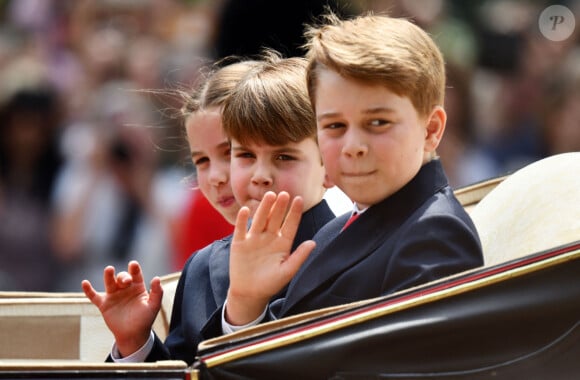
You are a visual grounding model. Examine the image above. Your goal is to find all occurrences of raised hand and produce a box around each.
[225,191,316,325]
[81,261,163,357]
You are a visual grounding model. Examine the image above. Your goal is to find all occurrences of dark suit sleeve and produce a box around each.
[146,333,171,361]
[103,333,171,363]
[383,211,483,294]
[153,255,199,364]
[199,302,277,342]
[199,305,225,342]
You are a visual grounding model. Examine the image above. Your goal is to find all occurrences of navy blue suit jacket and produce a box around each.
[146,200,335,364]
[200,160,483,340]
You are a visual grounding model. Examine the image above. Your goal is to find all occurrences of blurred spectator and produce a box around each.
[51,83,188,291]
[439,63,500,188]
[470,0,577,175]
[539,51,580,156]
[0,84,64,291]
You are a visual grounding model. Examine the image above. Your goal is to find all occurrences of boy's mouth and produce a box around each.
[342,170,375,177]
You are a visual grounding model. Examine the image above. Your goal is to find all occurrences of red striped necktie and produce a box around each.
[341,212,359,231]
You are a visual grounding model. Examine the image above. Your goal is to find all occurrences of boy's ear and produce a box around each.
[323,173,335,189]
[424,106,446,152]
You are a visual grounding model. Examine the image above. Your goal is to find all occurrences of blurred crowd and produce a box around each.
[0,0,578,292]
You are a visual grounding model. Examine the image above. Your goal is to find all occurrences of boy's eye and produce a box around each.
[369,119,391,127]
[323,122,345,130]
[276,154,295,161]
[235,152,255,159]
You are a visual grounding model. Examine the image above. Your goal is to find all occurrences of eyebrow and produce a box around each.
[231,144,304,156]
[271,146,304,155]
[317,107,397,121]
[364,106,397,114]
[190,141,230,159]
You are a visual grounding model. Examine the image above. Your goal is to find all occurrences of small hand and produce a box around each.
[82,261,163,357]
[226,191,316,325]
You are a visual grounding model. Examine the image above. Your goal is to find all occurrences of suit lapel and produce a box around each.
[292,200,335,251]
[282,213,348,301]
[208,237,232,306]
[281,204,393,315]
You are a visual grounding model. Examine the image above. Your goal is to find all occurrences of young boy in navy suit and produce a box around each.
[212,11,484,333]
[82,52,337,365]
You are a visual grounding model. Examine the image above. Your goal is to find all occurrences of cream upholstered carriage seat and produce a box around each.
[454,175,506,215]
[0,295,114,361]
[157,271,181,331]
[469,152,580,267]
[0,271,181,362]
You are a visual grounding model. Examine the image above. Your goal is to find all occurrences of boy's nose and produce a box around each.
[251,166,273,187]
[342,131,368,157]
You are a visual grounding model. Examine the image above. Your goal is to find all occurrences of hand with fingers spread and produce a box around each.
[225,191,316,325]
[81,261,163,357]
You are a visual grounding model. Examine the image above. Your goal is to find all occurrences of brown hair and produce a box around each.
[222,50,316,146]
[304,11,445,118]
[180,59,260,118]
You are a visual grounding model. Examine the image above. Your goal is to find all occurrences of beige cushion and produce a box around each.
[0,361,190,375]
[454,175,506,214]
[0,297,112,361]
[153,271,181,340]
[0,271,182,362]
[470,152,580,266]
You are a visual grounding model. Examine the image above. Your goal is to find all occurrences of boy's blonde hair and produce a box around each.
[304,12,445,118]
[222,50,316,146]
